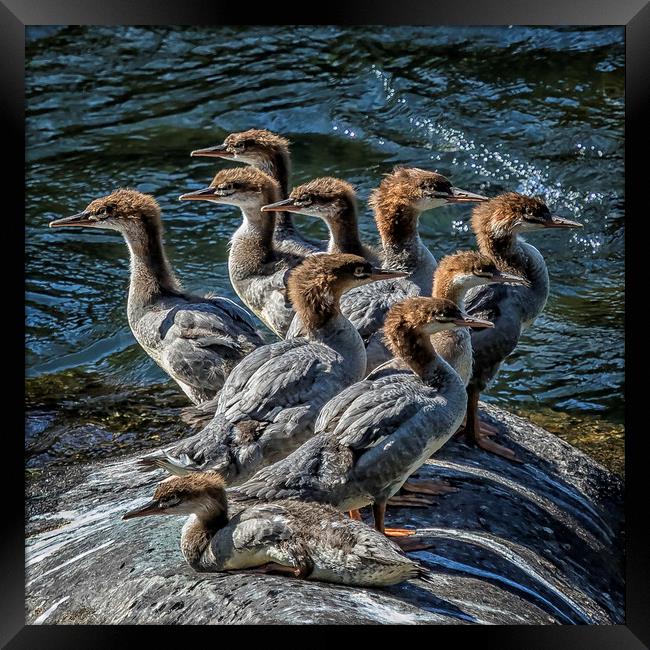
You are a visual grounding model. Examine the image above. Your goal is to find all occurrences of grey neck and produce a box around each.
[383,233,436,294]
[326,203,365,257]
[482,235,549,324]
[234,204,275,253]
[123,221,180,310]
[180,509,229,571]
[258,153,295,235]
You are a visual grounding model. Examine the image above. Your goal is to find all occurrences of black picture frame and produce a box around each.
[6,0,645,645]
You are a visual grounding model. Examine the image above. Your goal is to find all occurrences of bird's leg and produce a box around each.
[453,415,498,439]
[348,509,362,520]
[373,501,436,550]
[460,386,521,462]
[238,563,307,578]
[372,501,416,537]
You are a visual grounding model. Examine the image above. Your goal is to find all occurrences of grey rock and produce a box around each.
[26,403,623,625]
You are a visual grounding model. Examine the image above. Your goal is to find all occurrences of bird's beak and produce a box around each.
[453,316,494,328]
[190,144,232,158]
[261,198,301,213]
[48,211,95,228]
[544,215,584,229]
[122,499,162,520]
[179,187,218,201]
[446,187,489,203]
[490,271,530,287]
[369,269,410,281]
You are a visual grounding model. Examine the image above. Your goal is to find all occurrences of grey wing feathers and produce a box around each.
[161,301,263,392]
[233,371,427,503]
[230,435,333,503]
[230,503,295,550]
[202,294,261,334]
[466,285,524,389]
[162,338,234,393]
[328,375,428,451]
[464,283,510,322]
[138,418,240,481]
[340,279,419,340]
[217,339,342,418]
[313,379,375,433]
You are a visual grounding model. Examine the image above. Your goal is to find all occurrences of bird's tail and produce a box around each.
[414,562,437,585]
[136,453,201,477]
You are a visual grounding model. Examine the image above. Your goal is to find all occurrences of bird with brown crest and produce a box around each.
[262,176,382,265]
[180,166,305,338]
[285,167,488,368]
[48,188,264,405]
[460,192,583,461]
[233,297,493,552]
[190,129,323,256]
[122,470,424,586]
[378,251,528,507]
[366,250,529,378]
[138,254,407,485]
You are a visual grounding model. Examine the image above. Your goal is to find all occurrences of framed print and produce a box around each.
[5,0,646,645]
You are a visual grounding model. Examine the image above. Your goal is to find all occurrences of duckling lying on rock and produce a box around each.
[123,471,423,587]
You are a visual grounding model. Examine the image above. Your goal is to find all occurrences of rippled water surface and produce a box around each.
[25,26,625,473]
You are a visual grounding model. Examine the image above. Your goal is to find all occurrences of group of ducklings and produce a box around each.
[49,128,582,587]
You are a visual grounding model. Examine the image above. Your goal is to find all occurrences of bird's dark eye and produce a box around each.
[423,184,451,199]
[160,496,180,508]
[354,266,366,277]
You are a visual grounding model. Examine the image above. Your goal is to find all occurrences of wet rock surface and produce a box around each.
[25,404,623,625]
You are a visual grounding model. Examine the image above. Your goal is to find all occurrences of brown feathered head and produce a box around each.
[122,472,228,521]
[179,166,280,210]
[190,128,290,166]
[370,167,487,242]
[471,192,582,254]
[261,177,356,223]
[287,253,408,330]
[49,188,162,232]
[432,250,529,299]
[383,297,493,374]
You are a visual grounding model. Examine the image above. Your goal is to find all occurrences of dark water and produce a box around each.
[25,26,625,474]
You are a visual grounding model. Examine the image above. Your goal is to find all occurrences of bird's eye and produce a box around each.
[160,496,180,508]
[354,266,366,277]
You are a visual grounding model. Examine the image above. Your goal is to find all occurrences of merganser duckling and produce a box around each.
[384,252,527,507]
[261,177,382,265]
[233,297,493,550]
[285,167,487,363]
[368,250,529,384]
[138,254,407,484]
[179,166,304,338]
[48,189,264,404]
[190,129,322,256]
[123,471,422,586]
[460,193,583,461]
